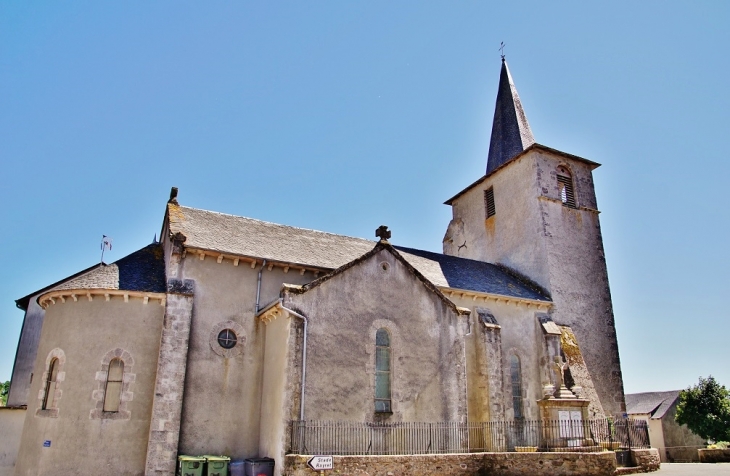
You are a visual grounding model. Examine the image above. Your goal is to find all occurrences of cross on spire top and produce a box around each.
[499,41,506,60]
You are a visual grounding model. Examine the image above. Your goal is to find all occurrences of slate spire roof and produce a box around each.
[486,58,535,174]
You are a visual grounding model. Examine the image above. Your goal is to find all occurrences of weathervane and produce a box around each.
[499,41,506,60]
[101,235,113,263]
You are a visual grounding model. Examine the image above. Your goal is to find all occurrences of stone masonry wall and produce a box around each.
[285,452,617,476]
[698,448,730,463]
[144,279,195,476]
[630,448,661,471]
[484,325,505,421]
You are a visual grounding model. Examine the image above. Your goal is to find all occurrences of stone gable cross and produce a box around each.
[375,225,391,242]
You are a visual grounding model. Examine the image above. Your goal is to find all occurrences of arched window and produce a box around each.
[557,166,576,208]
[510,355,523,419]
[42,358,59,410]
[375,328,392,413]
[103,358,124,412]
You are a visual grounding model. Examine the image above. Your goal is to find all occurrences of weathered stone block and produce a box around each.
[284,451,617,476]
[698,448,730,463]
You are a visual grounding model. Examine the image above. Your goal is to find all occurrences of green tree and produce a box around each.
[0,381,9,406]
[675,376,730,443]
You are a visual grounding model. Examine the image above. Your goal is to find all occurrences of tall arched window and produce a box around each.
[557,166,576,208]
[103,358,124,412]
[42,358,59,410]
[375,328,392,413]
[510,355,523,419]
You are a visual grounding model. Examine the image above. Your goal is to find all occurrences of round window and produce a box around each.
[217,329,237,349]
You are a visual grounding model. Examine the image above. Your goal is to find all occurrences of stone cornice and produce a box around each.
[39,289,166,310]
[538,195,600,214]
[257,302,289,325]
[183,247,325,277]
[182,247,553,311]
[441,287,552,309]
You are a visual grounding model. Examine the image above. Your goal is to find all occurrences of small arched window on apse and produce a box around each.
[42,358,59,410]
[510,354,524,419]
[103,358,124,412]
[557,166,576,208]
[375,328,392,413]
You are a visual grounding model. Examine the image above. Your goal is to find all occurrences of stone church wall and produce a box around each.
[450,295,546,422]
[533,151,625,416]
[176,254,313,460]
[6,299,44,407]
[0,407,25,476]
[14,297,164,476]
[445,149,625,417]
[283,247,468,424]
[445,156,551,291]
[259,310,297,474]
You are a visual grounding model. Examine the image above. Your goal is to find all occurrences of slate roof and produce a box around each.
[486,59,536,174]
[625,391,680,419]
[15,263,102,311]
[285,240,472,316]
[50,243,166,294]
[168,204,551,302]
[393,246,549,301]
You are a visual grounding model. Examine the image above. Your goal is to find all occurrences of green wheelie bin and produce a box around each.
[178,456,206,476]
[204,455,231,476]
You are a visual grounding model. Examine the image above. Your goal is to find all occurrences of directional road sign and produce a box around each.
[307,455,333,471]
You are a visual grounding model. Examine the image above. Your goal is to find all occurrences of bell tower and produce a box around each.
[443,58,626,416]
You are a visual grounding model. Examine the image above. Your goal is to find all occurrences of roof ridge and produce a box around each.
[179,206,532,267]
[626,390,681,396]
[177,205,376,244]
[286,241,470,316]
[396,245,506,267]
[170,204,552,301]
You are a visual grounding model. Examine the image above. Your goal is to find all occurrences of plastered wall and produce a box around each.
[7,301,44,407]
[533,152,625,416]
[14,298,164,476]
[449,295,548,422]
[283,247,469,424]
[258,311,297,476]
[0,408,25,476]
[176,254,312,459]
[445,156,550,289]
[445,149,625,416]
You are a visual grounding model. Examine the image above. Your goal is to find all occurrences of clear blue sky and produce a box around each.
[1,2,728,394]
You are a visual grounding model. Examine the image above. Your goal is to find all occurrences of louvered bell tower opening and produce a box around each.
[557,167,576,209]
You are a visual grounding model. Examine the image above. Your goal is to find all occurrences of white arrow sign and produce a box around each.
[307,455,333,471]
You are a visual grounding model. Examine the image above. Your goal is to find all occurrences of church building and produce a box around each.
[4,59,626,476]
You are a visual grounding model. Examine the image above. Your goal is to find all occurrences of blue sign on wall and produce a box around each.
[43,440,51,447]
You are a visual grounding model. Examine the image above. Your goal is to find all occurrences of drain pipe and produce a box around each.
[255,259,267,313]
[278,301,309,421]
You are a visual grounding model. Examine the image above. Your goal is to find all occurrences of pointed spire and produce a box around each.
[486,58,535,174]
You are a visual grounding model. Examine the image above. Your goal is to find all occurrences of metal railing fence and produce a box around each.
[289,419,649,455]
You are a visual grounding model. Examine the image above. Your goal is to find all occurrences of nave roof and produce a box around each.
[168,204,550,302]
